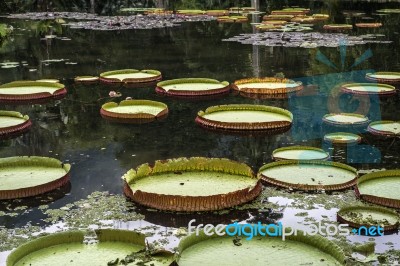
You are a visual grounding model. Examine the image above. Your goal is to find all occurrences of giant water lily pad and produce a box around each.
[323,113,369,127]
[324,132,362,145]
[272,146,329,161]
[0,81,67,103]
[122,157,262,211]
[263,14,294,21]
[258,160,357,191]
[356,170,400,208]
[323,24,353,30]
[74,76,99,83]
[232,77,303,98]
[100,69,162,84]
[365,72,400,84]
[217,16,248,23]
[0,111,32,138]
[340,83,396,96]
[368,121,400,137]
[177,10,206,15]
[376,9,400,14]
[337,205,400,232]
[355,23,382,28]
[7,229,174,266]
[0,156,70,199]
[156,78,230,97]
[100,100,168,123]
[195,104,292,133]
[177,227,345,266]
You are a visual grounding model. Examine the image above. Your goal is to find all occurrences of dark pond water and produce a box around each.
[1,0,400,263]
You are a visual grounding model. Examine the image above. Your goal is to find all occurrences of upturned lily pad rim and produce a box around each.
[100,99,168,122]
[323,24,353,30]
[0,156,71,200]
[122,157,262,212]
[355,170,400,208]
[365,72,400,84]
[156,78,230,97]
[177,226,345,265]
[322,113,370,126]
[272,146,330,161]
[324,132,362,145]
[376,9,400,13]
[367,120,400,137]
[217,16,248,22]
[6,229,147,266]
[196,104,293,132]
[258,160,357,191]
[99,69,162,83]
[355,23,383,28]
[0,81,67,103]
[74,75,99,82]
[340,82,396,96]
[232,77,303,95]
[0,110,31,138]
[337,205,400,232]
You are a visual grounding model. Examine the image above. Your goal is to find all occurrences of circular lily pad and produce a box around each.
[376,9,400,14]
[0,156,71,200]
[263,15,294,21]
[36,79,60,83]
[291,16,316,23]
[156,78,230,98]
[340,83,396,96]
[355,23,382,28]
[100,99,168,123]
[272,146,329,161]
[99,69,162,84]
[7,229,174,266]
[323,24,353,30]
[324,132,362,145]
[217,16,248,23]
[337,205,400,232]
[195,104,293,133]
[177,227,345,266]
[322,113,369,127]
[272,10,308,16]
[262,20,287,25]
[312,14,329,20]
[255,24,282,31]
[356,170,400,208]
[368,120,400,137]
[177,9,205,15]
[258,160,357,191]
[0,111,32,138]
[206,10,228,16]
[74,76,99,83]
[365,72,400,84]
[232,77,303,98]
[122,157,262,212]
[0,81,67,103]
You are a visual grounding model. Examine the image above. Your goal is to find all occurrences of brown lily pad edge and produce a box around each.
[365,72,400,84]
[232,77,303,97]
[122,157,262,212]
[322,113,370,127]
[272,145,330,161]
[0,81,67,103]
[99,69,162,84]
[367,120,400,138]
[0,110,32,139]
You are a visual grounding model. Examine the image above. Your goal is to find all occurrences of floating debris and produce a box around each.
[222,32,391,48]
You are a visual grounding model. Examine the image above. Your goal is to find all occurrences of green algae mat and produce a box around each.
[177,229,345,266]
[156,78,230,97]
[259,160,357,191]
[196,104,292,132]
[122,157,261,211]
[7,230,174,266]
[0,111,31,138]
[356,170,400,208]
[100,69,161,83]
[100,100,168,123]
[337,205,399,232]
[0,156,70,199]
[272,146,329,161]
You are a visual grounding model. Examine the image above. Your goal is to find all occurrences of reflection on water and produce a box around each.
[1,0,400,262]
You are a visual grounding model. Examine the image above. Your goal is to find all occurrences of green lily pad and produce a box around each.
[272,146,329,161]
[156,78,230,97]
[177,227,345,265]
[233,77,303,96]
[0,111,31,138]
[340,83,396,96]
[0,156,70,199]
[368,121,400,137]
[101,100,168,123]
[323,113,369,126]
[122,157,261,211]
[324,132,362,145]
[356,170,400,208]
[323,24,353,30]
[100,69,161,83]
[258,160,357,191]
[196,104,292,132]
[365,72,400,84]
[7,229,174,266]
[36,79,60,83]
[376,9,400,14]
[74,76,99,82]
[337,205,399,231]
[0,81,67,103]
